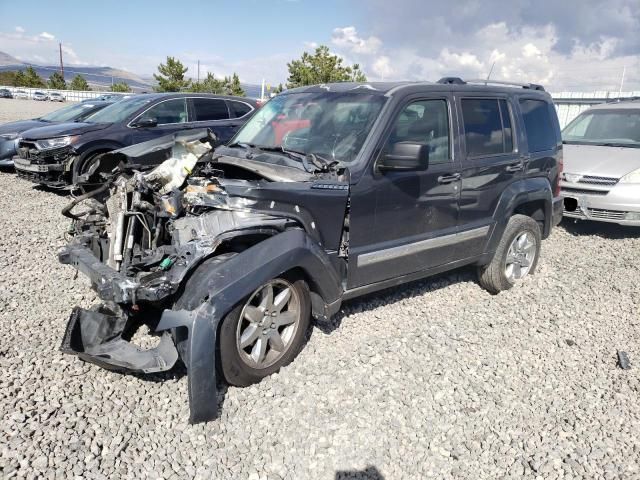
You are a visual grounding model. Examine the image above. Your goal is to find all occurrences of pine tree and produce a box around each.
[154,56,191,92]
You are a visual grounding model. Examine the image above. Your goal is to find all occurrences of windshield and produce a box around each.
[232,92,387,163]
[40,103,105,122]
[84,96,152,124]
[563,109,640,147]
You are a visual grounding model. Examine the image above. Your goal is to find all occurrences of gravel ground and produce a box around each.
[0,99,73,123]
[1,101,640,479]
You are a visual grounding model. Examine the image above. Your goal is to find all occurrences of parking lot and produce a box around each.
[1,97,640,479]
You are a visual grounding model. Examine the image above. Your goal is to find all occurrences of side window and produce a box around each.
[461,98,513,157]
[230,101,252,118]
[192,98,229,121]
[519,99,556,152]
[385,99,450,164]
[139,99,187,125]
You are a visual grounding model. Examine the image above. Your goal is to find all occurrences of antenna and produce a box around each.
[486,62,495,81]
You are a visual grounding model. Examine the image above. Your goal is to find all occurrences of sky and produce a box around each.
[0,0,639,91]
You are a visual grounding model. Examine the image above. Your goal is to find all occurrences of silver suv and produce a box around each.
[561,99,640,226]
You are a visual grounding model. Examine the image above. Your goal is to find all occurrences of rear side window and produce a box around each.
[230,101,253,118]
[520,99,556,152]
[461,98,513,157]
[192,98,229,121]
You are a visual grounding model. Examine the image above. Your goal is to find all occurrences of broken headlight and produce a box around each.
[35,135,79,150]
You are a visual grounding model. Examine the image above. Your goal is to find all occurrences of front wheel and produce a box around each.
[219,273,311,387]
[478,214,542,294]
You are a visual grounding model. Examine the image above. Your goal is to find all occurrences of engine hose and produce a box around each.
[61,182,110,220]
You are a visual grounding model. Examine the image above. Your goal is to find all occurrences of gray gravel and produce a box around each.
[1,102,640,479]
[0,98,74,123]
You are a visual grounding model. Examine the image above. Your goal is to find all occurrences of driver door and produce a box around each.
[348,95,461,288]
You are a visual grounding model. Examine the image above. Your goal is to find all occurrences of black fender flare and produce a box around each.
[154,228,343,423]
[485,177,553,254]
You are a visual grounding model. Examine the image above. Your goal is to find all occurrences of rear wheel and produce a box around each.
[478,214,541,294]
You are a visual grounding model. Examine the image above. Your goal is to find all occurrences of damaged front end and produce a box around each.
[59,132,348,422]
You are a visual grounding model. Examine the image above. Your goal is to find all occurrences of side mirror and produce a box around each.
[379,142,429,171]
[132,117,158,128]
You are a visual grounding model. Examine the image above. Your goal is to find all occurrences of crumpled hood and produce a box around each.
[20,121,110,140]
[563,143,640,178]
[0,119,46,136]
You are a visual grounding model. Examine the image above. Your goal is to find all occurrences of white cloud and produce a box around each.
[328,21,639,91]
[522,43,542,58]
[331,26,382,55]
[372,56,393,80]
[303,41,319,50]
[0,28,87,66]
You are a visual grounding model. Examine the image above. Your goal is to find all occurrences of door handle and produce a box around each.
[437,173,461,184]
[505,162,524,173]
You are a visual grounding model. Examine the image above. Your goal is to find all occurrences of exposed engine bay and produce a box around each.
[58,131,348,422]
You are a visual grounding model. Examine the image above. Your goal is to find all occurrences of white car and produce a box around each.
[14,90,29,99]
[49,92,65,102]
[33,91,49,101]
[561,99,640,226]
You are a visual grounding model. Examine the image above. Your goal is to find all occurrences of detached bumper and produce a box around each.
[61,306,178,373]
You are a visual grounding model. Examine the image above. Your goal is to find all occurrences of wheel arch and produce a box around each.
[485,177,553,256]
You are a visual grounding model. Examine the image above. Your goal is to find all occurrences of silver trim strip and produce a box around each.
[357,225,490,267]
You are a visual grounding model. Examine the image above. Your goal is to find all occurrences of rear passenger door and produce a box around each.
[188,97,235,144]
[455,96,523,258]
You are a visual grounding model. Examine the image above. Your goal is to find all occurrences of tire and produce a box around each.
[478,214,542,294]
[76,151,110,192]
[219,272,311,387]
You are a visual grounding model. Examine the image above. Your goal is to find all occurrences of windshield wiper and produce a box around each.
[252,145,317,172]
[255,146,340,173]
[227,142,255,150]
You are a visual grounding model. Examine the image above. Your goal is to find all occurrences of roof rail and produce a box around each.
[437,77,546,91]
[437,77,466,85]
[466,79,545,91]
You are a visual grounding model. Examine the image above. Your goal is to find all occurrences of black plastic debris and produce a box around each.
[617,350,631,370]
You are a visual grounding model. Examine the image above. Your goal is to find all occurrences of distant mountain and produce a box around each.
[0,51,24,66]
[0,51,264,97]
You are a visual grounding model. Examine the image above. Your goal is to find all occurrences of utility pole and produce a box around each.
[59,43,64,78]
[618,66,626,97]
[197,60,200,84]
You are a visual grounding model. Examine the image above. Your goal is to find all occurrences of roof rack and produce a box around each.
[436,77,546,91]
